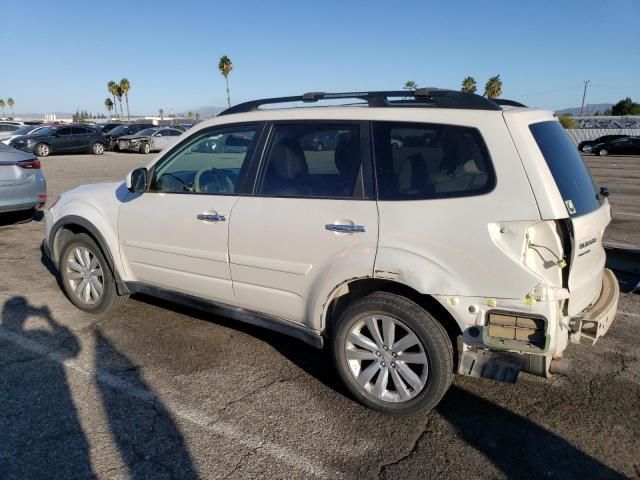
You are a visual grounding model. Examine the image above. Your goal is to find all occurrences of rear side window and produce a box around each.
[529,121,600,217]
[373,122,495,200]
[257,123,362,198]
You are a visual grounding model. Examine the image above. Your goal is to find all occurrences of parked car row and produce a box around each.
[2,121,191,158]
[577,134,640,156]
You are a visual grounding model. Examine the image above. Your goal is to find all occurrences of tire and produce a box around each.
[599,149,608,157]
[316,143,324,151]
[59,233,128,314]
[581,145,591,153]
[34,143,50,157]
[91,142,105,155]
[332,292,453,416]
[141,142,150,154]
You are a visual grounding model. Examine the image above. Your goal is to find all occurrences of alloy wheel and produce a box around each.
[37,144,49,156]
[65,246,104,305]
[344,315,429,402]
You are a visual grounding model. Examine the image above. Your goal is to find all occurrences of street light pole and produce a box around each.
[579,80,590,116]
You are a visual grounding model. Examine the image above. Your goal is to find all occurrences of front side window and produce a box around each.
[257,123,362,198]
[373,122,495,200]
[529,121,600,217]
[149,125,258,194]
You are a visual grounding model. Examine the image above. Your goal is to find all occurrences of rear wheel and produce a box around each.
[599,148,608,156]
[332,292,453,415]
[34,143,50,157]
[59,233,128,314]
[91,142,105,155]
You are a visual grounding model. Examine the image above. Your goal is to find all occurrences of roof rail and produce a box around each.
[492,99,528,108]
[218,89,503,116]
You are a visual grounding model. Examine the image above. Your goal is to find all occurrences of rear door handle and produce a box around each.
[325,224,366,233]
[197,212,226,222]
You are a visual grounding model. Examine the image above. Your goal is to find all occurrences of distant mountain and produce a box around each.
[555,103,613,116]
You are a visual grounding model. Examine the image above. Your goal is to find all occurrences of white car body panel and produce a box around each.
[117,192,237,305]
[229,197,378,330]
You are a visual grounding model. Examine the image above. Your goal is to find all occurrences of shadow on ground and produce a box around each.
[433,386,624,479]
[0,296,198,479]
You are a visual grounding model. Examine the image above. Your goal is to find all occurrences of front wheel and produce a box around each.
[59,233,128,314]
[141,142,150,154]
[332,292,453,415]
[598,148,609,157]
[92,142,105,155]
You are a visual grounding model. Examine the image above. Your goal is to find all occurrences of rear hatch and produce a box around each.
[0,145,40,201]
[527,120,609,315]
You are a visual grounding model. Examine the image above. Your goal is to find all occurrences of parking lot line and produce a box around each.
[615,212,640,218]
[0,325,342,479]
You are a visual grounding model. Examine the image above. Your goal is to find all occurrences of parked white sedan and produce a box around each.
[117,127,182,154]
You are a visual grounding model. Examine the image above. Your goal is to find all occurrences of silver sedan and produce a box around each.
[0,142,46,214]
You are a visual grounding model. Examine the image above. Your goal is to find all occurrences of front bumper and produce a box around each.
[572,268,619,344]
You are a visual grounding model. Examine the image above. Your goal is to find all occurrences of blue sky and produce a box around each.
[3,0,639,115]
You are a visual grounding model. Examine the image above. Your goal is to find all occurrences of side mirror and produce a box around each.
[126,167,148,193]
[153,133,162,137]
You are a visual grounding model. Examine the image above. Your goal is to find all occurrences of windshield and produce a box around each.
[529,121,601,217]
[136,128,157,137]
[13,125,38,135]
[108,125,129,136]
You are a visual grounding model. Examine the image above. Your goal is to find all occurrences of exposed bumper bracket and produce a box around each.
[570,268,619,345]
[459,348,522,384]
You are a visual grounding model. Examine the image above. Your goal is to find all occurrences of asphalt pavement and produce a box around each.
[0,151,638,479]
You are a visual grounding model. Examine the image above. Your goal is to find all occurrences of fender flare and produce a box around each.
[48,215,129,295]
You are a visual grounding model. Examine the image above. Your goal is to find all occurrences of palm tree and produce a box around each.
[218,55,233,107]
[107,81,118,118]
[461,77,477,94]
[115,85,124,120]
[484,75,503,99]
[104,98,114,118]
[6,98,14,118]
[120,78,131,121]
[0,99,5,118]
[159,108,164,121]
[403,80,418,91]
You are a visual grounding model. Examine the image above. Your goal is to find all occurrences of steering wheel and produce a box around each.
[194,168,236,193]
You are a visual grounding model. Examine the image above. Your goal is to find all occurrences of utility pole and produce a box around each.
[579,80,590,116]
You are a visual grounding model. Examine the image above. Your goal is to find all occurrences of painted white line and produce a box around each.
[615,212,640,218]
[619,311,640,319]
[0,326,341,479]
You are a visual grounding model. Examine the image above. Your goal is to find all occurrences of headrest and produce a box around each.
[270,138,308,180]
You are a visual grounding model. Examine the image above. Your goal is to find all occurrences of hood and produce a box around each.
[66,181,122,196]
[119,133,147,140]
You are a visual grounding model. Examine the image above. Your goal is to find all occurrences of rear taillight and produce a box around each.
[17,158,41,169]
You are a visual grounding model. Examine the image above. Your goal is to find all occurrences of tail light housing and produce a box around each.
[17,158,41,169]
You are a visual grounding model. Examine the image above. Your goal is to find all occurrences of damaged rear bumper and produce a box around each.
[570,268,619,344]
[458,269,619,383]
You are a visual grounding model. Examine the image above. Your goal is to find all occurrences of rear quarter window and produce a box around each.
[373,121,495,200]
[529,121,601,217]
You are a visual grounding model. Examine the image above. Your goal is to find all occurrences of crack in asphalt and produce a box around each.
[220,433,270,480]
[215,371,307,414]
[375,413,434,479]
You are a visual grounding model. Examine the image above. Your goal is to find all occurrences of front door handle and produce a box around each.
[197,212,226,222]
[325,224,366,233]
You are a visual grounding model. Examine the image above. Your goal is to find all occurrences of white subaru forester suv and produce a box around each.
[45,89,619,415]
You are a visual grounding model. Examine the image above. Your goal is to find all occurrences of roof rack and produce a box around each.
[218,88,505,116]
